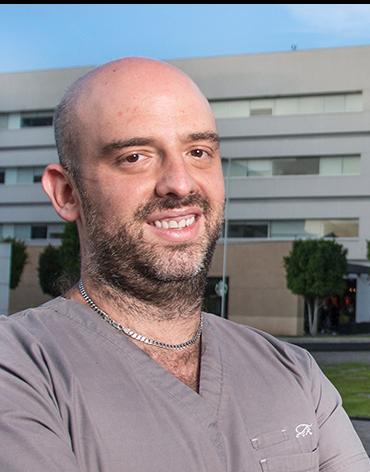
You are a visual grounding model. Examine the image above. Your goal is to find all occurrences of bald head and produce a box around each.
[54,57,214,182]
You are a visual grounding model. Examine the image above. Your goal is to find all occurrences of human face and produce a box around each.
[77,62,225,285]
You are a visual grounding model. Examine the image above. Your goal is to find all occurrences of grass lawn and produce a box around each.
[322,363,370,418]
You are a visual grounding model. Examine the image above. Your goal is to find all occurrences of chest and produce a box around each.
[143,345,200,391]
[60,351,319,472]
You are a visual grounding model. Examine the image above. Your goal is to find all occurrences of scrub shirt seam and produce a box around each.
[46,305,156,372]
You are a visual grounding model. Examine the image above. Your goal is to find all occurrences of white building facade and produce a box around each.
[1,46,370,330]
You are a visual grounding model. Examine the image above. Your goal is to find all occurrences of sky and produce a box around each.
[2,4,370,73]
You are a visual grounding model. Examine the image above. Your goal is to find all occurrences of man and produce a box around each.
[0,57,368,472]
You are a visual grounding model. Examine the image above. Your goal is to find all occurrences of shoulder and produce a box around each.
[204,313,314,377]
[1,297,68,330]
[0,298,77,355]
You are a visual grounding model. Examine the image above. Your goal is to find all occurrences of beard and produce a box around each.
[80,192,223,311]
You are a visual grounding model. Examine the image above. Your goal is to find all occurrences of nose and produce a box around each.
[155,156,197,198]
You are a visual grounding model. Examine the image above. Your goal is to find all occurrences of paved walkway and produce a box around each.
[310,350,370,365]
[352,420,370,456]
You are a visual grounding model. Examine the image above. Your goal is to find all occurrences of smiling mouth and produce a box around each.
[151,215,197,229]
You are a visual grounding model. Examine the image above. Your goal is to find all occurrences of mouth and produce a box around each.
[152,214,197,230]
[146,209,202,242]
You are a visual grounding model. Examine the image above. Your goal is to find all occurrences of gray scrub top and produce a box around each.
[0,297,369,472]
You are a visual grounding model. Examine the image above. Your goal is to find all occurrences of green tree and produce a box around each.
[59,222,80,284]
[284,239,347,336]
[38,222,80,296]
[2,238,28,289]
[38,245,63,297]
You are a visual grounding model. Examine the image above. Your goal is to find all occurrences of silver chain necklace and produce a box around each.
[78,280,203,350]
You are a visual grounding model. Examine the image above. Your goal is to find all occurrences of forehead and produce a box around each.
[76,63,216,144]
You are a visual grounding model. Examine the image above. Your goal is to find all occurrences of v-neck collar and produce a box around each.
[53,297,224,425]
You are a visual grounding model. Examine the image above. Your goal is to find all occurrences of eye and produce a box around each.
[116,153,146,166]
[125,153,142,163]
[189,149,209,159]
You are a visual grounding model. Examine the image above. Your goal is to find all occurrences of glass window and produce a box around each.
[229,160,249,177]
[17,168,33,183]
[247,160,272,176]
[31,225,47,239]
[210,100,250,119]
[14,225,30,240]
[298,96,324,114]
[47,224,64,239]
[202,277,229,318]
[303,220,324,238]
[323,95,345,113]
[275,97,299,115]
[320,220,359,238]
[33,167,44,183]
[0,170,4,184]
[272,157,319,176]
[249,99,274,115]
[319,157,342,176]
[210,93,362,119]
[345,93,362,112]
[0,114,8,129]
[228,221,268,238]
[270,221,306,238]
[342,156,360,175]
[21,111,53,128]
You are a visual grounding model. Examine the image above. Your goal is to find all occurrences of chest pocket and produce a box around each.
[259,449,319,472]
[250,429,319,472]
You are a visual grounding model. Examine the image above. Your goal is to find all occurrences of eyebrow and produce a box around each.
[184,132,220,148]
[100,131,220,155]
[101,138,155,155]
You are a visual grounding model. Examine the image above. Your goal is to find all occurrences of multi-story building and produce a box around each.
[2,46,370,334]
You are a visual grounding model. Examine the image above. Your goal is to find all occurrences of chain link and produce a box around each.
[79,280,203,350]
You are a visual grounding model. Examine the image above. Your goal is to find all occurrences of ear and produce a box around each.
[42,164,80,222]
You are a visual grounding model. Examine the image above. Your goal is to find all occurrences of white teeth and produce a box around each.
[153,216,196,229]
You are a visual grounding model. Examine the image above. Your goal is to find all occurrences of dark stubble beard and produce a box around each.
[80,192,224,318]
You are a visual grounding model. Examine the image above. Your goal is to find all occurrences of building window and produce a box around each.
[11,223,64,242]
[32,168,44,183]
[3,166,46,184]
[226,219,359,239]
[0,114,8,129]
[47,224,64,239]
[211,92,362,119]
[0,170,5,184]
[203,277,229,318]
[31,225,48,239]
[227,221,269,238]
[20,111,53,128]
[223,155,360,178]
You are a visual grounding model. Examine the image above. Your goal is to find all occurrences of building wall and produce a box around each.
[209,241,304,335]
[8,241,302,335]
[3,46,370,330]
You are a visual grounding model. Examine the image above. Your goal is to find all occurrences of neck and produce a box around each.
[68,275,204,348]
[68,278,203,392]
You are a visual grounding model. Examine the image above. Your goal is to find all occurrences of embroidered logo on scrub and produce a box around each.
[295,424,313,438]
